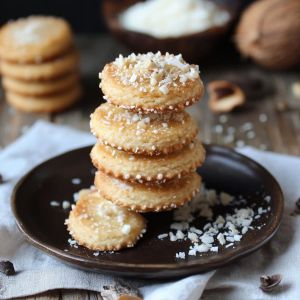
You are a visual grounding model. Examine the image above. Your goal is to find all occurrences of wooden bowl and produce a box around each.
[103,0,241,63]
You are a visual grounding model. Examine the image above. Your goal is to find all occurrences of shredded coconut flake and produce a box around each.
[62,200,71,210]
[109,52,199,94]
[121,224,131,234]
[50,201,60,207]
[71,178,81,185]
[159,186,270,259]
[176,252,186,259]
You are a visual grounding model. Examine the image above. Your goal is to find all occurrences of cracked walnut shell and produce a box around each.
[208,80,245,114]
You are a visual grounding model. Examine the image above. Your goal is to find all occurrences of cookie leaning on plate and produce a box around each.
[0,16,73,63]
[66,189,147,251]
[100,52,204,113]
[90,102,198,155]
[95,171,201,212]
[91,140,205,183]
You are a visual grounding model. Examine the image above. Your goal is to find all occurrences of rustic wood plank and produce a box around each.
[0,100,50,147]
[34,291,61,300]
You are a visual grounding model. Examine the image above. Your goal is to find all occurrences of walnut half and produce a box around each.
[208,80,246,114]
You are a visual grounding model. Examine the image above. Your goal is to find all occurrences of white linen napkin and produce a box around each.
[0,120,299,300]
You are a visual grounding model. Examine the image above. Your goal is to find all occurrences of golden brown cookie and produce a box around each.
[90,102,198,155]
[100,52,204,113]
[91,140,205,183]
[0,50,79,81]
[5,85,81,113]
[66,189,147,251]
[95,171,201,212]
[0,16,73,63]
[2,73,79,96]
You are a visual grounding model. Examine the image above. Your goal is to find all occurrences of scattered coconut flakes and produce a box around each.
[226,236,235,243]
[71,178,81,185]
[158,233,168,240]
[176,230,185,240]
[160,186,270,259]
[73,192,80,202]
[196,243,211,253]
[190,227,202,235]
[200,233,214,245]
[50,201,60,207]
[217,233,226,245]
[175,252,186,259]
[234,234,242,241]
[188,248,197,256]
[264,195,271,203]
[188,232,199,243]
[68,238,78,248]
[170,222,189,231]
[62,200,71,210]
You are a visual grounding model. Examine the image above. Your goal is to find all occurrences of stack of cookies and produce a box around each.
[0,16,81,113]
[67,52,206,251]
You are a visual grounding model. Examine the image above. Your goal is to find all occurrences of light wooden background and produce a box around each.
[0,35,299,299]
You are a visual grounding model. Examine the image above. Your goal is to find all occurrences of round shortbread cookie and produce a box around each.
[6,85,81,113]
[91,140,205,183]
[90,103,198,155]
[2,73,79,96]
[99,52,204,113]
[66,189,147,251]
[95,171,201,212]
[0,16,73,63]
[0,50,79,81]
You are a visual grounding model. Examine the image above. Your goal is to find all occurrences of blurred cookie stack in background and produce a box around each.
[90,52,205,214]
[0,16,81,113]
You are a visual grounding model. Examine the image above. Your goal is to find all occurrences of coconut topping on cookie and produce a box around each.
[100,52,200,94]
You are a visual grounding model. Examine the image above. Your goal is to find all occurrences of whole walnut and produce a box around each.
[235,0,300,70]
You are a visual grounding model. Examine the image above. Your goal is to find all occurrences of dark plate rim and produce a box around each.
[11,144,284,274]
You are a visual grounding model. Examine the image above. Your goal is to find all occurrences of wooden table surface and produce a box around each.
[0,35,299,299]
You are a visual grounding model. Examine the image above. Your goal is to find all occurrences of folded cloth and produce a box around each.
[0,121,299,300]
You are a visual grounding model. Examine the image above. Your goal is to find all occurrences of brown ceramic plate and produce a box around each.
[12,145,283,279]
